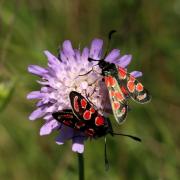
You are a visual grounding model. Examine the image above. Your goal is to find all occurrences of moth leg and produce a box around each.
[84,89,98,110]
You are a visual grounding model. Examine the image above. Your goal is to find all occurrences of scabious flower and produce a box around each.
[27,38,142,153]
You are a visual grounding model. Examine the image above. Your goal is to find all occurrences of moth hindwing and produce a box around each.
[118,67,151,103]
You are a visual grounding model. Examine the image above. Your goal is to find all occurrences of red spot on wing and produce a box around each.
[85,128,95,137]
[74,96,79,112]
[113,101,120,110]
[95,116,105,126]
[75,121,85,129]
[109,76,116,87]
[129,75,135,82]
[63,120,73,126]
[63,114,73,118]
[127,81,135,93]
[104,76,111,87]
[118,67,127,79]
[81,98,87,109]
[121,107,126,113]
[90,107,96,114]
[83,110,91,120]
[110,90,115,97]
[121,86,128,95]
[115,91,124,101]
[136,83,144,92]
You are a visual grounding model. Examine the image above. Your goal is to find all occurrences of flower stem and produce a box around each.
[78,153,84,180]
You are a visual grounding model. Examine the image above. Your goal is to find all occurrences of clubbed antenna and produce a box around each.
[113,132,142,142]
[103,30,117,58]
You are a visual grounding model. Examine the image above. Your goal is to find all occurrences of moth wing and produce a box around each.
[104,75,128,124]
[69,91,112,137]
[118,67,151,103]
[69,91,93,120]
[52,110,77,128]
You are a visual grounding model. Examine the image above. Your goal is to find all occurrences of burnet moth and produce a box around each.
[53,91,113,138]
[52,91,141,170]
[86,31,151,124]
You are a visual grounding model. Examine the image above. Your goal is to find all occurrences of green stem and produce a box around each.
[78,153,84,180]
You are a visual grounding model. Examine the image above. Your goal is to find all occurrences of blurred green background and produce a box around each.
[0,0,179,179]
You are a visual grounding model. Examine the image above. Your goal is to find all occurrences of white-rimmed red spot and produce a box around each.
[108,76,116,87]
[121,107,126,113]
[113,101,120,110]
[110,90,115,97]
[90,107,96,114]
[104,76,110,87]
[95,116,105,126]
[127,81,135,93]
[81,98,87,109]
[136,83,144,92]
[74,96,79,112]
[115,91,124,101]
[118,67,127,79]
[129,75,135,82]
[83,110,91,120]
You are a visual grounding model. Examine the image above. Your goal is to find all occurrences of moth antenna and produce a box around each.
[104,136,109,171]
[88,57,99,62]
[103,30,117,59]
[88,30,117,62]
[113,133,142,142]
[78,63,98,76]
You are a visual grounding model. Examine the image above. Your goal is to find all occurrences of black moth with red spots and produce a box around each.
[87,31,151,124]
[52,91,113,138]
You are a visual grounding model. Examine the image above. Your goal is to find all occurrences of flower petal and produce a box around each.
[60,51,68,62]
[27,91,43,99]
[130,71,143,78]
[44,50,60,65]
[105,49,120,63]
[116,55,132,68]
[75,49,81,62]
[28,65,48,76]
[89,39,103,60]
[29,107,47,120]
[81,47,89,61]
[72,135,85,154]
[40,119,59,136]
[62,40,75,58]
[55,126,74,145]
